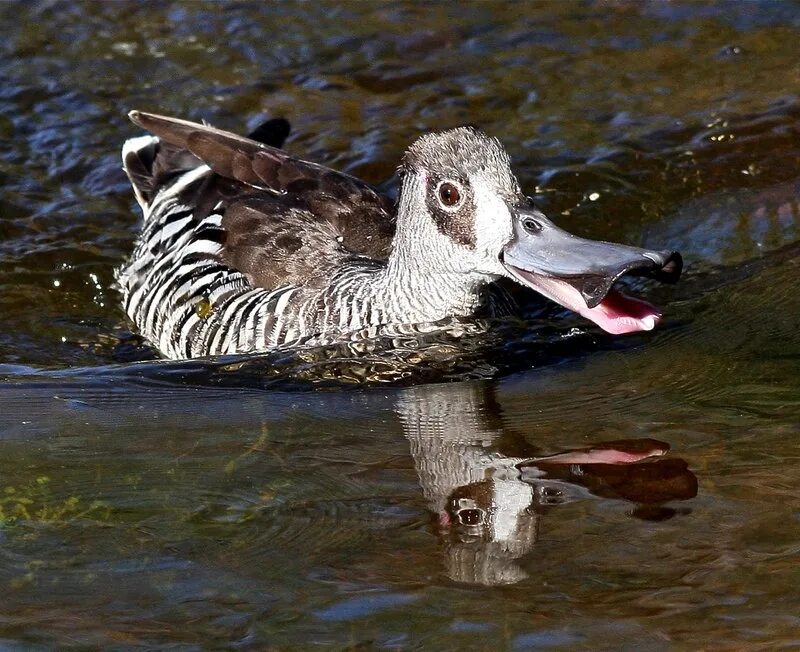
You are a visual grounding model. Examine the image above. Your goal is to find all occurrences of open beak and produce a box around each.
[501,206,682,335]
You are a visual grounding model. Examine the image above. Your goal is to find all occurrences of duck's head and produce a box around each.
[397,127,682,334]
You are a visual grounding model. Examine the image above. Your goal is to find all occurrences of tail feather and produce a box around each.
[122,135,159,210]
[122,135,203,211]
[122,115,292,212]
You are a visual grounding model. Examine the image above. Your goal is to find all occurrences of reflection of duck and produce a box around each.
[119,112,680,359]
[397,383,697,586]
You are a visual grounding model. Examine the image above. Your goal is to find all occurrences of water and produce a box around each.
[1,1,799,647]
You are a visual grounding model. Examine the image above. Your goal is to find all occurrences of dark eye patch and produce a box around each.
[425,176,476,249]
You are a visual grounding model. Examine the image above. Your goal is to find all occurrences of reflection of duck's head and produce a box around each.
[399,384,540,585]
[441,478,538,586]
[399,383,698,586]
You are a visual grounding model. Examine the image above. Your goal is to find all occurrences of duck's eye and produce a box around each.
[456,508,485,526]
[438,182,462,207]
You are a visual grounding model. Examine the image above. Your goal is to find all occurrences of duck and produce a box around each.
[118,111,682,360]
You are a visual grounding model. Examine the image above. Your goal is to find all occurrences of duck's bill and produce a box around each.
[501,208,682,335]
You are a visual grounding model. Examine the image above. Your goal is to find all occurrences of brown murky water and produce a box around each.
[1,1,799,648]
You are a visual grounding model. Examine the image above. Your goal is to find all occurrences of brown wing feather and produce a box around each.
[222,198,346,289]
[128,110,396,287]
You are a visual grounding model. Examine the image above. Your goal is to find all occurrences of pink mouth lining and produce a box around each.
[506,266,662,335]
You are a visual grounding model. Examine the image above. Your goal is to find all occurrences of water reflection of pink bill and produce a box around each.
[520,438,669,465]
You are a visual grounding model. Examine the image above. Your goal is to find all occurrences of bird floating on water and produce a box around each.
[118,111,682,360]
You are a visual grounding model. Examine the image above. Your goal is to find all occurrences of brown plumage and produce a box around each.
[128,110,396,289]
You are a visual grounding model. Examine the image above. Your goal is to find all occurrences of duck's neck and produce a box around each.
[375,251,486,324]
[317,177,495,331]
[305,251,488,340]
[369,177,494,325]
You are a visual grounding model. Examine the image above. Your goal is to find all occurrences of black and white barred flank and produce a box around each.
[117,138,398,358]
[119,155,279,357]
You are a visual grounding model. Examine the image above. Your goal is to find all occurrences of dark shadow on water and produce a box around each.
[0,315,603,390]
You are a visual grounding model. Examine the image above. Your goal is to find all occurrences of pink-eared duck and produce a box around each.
[118,111,681,359]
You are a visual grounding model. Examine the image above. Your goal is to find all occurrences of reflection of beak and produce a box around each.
[501,206,682,334]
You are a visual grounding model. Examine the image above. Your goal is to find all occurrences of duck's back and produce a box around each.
[118,113,396,359]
